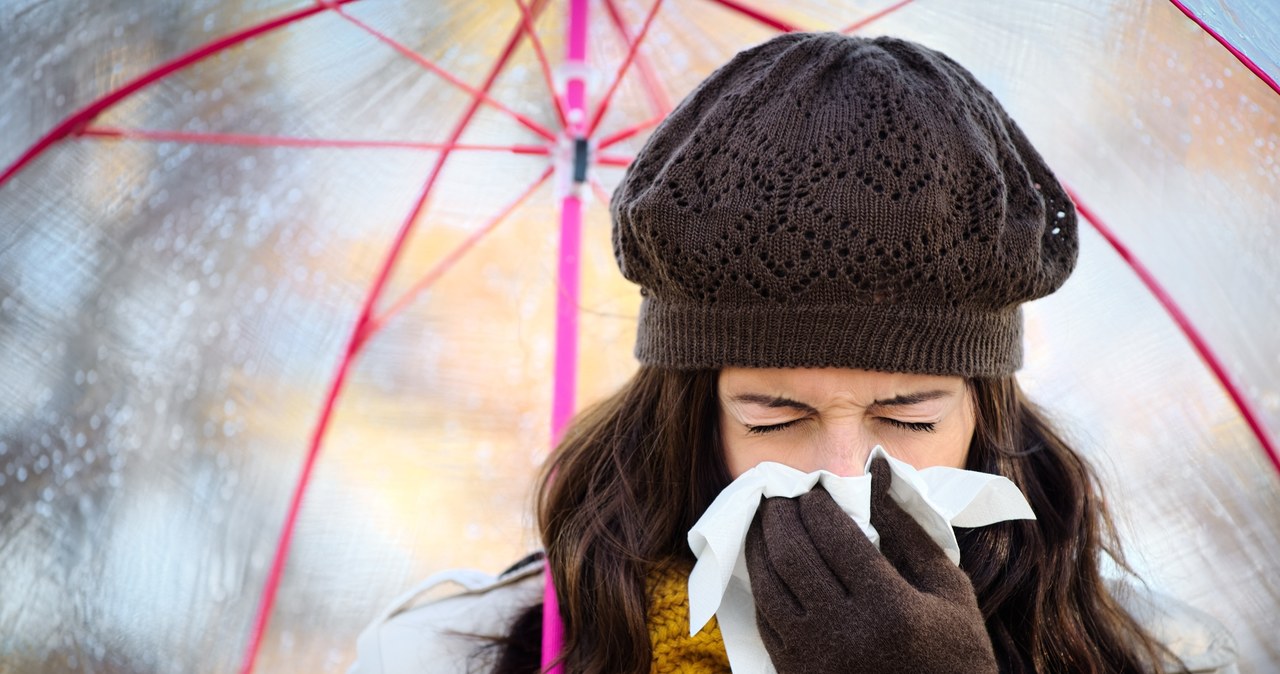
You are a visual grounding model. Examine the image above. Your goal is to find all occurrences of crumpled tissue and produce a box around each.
[686,445,1036,674]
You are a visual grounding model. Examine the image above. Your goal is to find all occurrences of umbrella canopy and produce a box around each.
[1,1,1277,672]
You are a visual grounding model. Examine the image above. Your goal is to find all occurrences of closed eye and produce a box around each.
[880,418,937,433]
[745,418,937,435]
[743,419,804,436]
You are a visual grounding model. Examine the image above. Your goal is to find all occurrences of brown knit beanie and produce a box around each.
[609,32,1078,377]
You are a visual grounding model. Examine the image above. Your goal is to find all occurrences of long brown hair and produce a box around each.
[490,366,1181,673]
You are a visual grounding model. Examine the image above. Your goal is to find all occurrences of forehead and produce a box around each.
[717,366,963,398]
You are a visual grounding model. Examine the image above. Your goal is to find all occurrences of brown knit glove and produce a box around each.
[744,457,999,674]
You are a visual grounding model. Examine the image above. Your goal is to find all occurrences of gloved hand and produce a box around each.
[744,456,999,674]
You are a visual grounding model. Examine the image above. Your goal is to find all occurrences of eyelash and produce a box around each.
[744,418,937,435]
[882,418,937,433]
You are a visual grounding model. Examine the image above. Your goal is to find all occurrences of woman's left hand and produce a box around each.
[744,456,999,674]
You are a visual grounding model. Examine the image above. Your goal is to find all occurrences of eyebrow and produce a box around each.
[729,389,953,412]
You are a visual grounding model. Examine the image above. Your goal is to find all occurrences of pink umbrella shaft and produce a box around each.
[544,0,590,671]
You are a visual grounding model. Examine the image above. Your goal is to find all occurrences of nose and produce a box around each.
[819,438,873,477]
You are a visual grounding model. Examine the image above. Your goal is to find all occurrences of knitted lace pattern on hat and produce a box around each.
[610,32,1078,376]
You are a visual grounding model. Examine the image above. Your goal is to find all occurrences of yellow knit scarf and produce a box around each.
[646,561,732,674]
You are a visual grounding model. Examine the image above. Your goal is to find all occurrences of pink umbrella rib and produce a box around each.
[584,0,919,148]
[701,0,799,32]
[587,0,667,137]
[367,165,555,334]
[239,1,560,672]
[588,175,613,206]
[601,0,673,117]
[0,0,361,188]
[330,6,559,142]
[1167,0,1280,98]
[597,113,665,149]
[514,0,571,131]
[1067,188,1280,476]
[839,0,918,34]
[596,153,634,167]
[78,126,551,154]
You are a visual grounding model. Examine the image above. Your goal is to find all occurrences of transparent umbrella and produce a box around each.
[0,1,1277,673]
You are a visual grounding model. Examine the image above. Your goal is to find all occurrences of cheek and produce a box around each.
[722,436,778,479]
[721,426,833,478]
[889,425,971,469]
[897,402,975,470]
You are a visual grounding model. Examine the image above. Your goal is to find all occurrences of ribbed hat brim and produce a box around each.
[634,297,1023,377]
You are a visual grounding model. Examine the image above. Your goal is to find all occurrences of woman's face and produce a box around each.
[717,366,976,478]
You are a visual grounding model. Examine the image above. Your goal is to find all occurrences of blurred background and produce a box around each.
[1,0,1277,672]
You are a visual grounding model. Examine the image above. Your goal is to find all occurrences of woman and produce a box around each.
[350,32,1238,674]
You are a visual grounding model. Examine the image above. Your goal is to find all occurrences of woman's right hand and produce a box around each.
[744,456,999,674]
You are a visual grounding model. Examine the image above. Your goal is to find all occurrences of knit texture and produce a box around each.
[744,460,999,674]
[610,32,1078,377]
[646,561,731,674]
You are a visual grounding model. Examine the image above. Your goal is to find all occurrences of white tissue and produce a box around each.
[686,445,1036,674]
